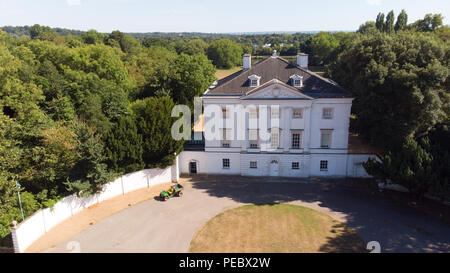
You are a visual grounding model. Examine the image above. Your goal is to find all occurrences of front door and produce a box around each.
[269,160,279,176]
[189,162,197,174]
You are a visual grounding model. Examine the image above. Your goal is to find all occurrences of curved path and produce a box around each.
[42,175,450,253]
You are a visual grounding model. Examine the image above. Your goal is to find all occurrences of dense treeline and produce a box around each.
[0,26,214,246]
[2,25,355,67]
[328,11,449,201]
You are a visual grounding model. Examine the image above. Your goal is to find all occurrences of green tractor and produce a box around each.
[160,184,184,201]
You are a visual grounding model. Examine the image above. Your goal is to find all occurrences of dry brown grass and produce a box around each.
[215,66,242,80]
[190,204,367,253]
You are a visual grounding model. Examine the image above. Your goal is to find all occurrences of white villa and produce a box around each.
[179,51,378,178]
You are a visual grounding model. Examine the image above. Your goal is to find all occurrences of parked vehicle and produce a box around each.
[160,184,184,201]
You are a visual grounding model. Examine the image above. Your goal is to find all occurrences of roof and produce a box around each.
[204,56,352,99]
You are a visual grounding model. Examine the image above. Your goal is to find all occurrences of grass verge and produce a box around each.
[190,204,367,253]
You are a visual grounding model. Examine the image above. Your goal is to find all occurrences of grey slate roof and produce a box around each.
[204,56,352,99]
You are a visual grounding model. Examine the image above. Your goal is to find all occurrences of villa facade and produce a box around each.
[179,51,378,178]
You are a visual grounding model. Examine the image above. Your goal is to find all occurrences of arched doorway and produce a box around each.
[269,160,279,177]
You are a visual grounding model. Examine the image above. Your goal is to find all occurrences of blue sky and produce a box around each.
[0,0,448,33]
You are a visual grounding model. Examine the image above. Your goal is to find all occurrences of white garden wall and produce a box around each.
[11,159,179,253]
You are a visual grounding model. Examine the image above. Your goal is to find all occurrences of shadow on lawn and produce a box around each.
[319,223,369,253]
[184,175,450,253]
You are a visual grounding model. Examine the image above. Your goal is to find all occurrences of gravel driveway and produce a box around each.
[43,175,450,253]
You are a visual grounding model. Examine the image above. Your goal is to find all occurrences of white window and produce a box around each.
[290,74,303,87]
[320,160,328,171]
[223,158,230,169]
[322,108,333,119]
[248,75,261,87]
[222,129,231,148]
[291,130,302,149]
[250,161,257,169]
[292,162,300,170]
[270,128,280,149]
[320,130,332,148]
[293,108,303,119]
[249,129,258,149]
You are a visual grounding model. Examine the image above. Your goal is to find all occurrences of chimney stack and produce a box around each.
[297,53,308,69]
[243,54,251,70]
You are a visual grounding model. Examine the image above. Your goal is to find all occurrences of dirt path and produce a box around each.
[26,183,173,253]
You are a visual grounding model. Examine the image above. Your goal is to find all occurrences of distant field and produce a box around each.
[309,66,326,76]
[215,66,242,80]
[215,62,326,80]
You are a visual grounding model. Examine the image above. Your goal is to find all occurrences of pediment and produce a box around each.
[241,80,313,100]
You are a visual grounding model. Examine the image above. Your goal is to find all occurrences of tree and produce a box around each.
[29,24,64,44]
[384,11,395,34]
[174,39,208,55]
[394,10,408,32]
[81,30,107,45]
[207,39,243,68]
[0,177,39,246]
[364,137,434,199]
[328,32,449,150]
[20,125,78,195]
[131,97,184,168]
[375,13,385,31]
[125,46,178,100]
[169,53,216,107]
[435,26,450,42]
[104,116,144,174]
[65,122,115,196]
[365,121,450,201]
[358,21,378,35]
[105,30,141,54]
[421,122,450,201]
[410,14,444,32]
[309,32,340,65]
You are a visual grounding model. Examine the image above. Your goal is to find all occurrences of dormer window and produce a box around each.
[248,75,261,87]
[290,74,303,87]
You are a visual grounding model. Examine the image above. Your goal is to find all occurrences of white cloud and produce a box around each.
[366,0,382,6]
[67,0,81,6]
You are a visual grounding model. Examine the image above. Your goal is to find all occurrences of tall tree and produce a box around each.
[131,97,184,168]
[328,32,449,150]
[375,13,385,31]
[65,122,115,196]
[364,136,434,199]
[207,39,243,69]
[103,116,145,173]
[104,116,144,174]
[169,53,216,107]
[394,10,408,32]
[410,14,444,32]
[309,32,340,65]
[384,11,395,34]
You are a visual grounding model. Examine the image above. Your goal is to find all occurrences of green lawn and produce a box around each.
[190,204,367,253]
